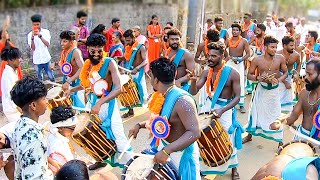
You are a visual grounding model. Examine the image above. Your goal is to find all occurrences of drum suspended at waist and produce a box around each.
[121,154,179,180]
[72,113,117,161]
[252,140,317,180]
[197,113,233,167]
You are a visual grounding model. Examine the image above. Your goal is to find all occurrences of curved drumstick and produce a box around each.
[118,66,132,73]
[118,136,134,160]
[44,80,63,87]
[288,126,320,146]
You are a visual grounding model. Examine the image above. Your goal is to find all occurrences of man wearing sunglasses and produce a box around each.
[242,13,256,41]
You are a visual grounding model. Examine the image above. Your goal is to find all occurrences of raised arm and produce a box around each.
[1,16,10,45]
[190,69,208,95]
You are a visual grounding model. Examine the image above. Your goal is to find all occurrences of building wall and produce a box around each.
[0,2,178,72]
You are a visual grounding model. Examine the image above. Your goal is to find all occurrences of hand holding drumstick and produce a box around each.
[186,69,197,81]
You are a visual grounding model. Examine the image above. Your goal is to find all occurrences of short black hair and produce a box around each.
[167,28,182,38]
[7,47,22,61]
[76,10,87,18]
[285,22,293,28]
[55,160,89,180]
[231,23,242,32]
[60,31,75,41]
[150,57,176,84]
[111,18,120,24]
[306,59,320,73]
[1,48,9,61]
[166,22,173,26]
[86,33,106,47]
[264,35,279,46]
[278,18,285,22]
[50,106,75,124]
[214,17,224,23]
[123,29,134,39]
[113,31,122,39]
[282,35,295,46]
[207,29,220,42]
[257,23,266,32]
[206,19,213,23]
[31,14,42,22]
[309,31,318,41]
[11,76,47,109]
[90,24,106,35]
[244,13,252,18]
[207,41,225,55]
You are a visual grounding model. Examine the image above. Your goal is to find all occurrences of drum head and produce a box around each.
[73,113,91,134]
[124,156,154,179]
[120,74,130,86]
[199,113,215,130]
[278,140,315,158]
[93,80,108,96]
[47,86,62,100]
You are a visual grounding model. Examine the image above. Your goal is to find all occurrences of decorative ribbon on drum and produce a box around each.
[61,62,73,76]
[150,116,171,147]
[312,109,320,138]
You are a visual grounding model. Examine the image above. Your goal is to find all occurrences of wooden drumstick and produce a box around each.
[118,136,134,160]
[118,66,132,73]
[288,126,320,146]
[44,80,62,87]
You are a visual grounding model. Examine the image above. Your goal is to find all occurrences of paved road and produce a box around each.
[0,82,299,179]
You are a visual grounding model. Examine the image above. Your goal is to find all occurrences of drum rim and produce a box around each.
[121,155,178,180]
[276,140,316,156]
[198,113,217,134]
[71,118,117,161]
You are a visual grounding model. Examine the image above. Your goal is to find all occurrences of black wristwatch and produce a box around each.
[38,34,42,39]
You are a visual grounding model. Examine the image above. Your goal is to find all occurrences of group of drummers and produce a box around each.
[1,12,320,180]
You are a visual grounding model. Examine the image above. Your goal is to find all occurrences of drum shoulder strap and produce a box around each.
[210,66,232,109]
[127,43,143,70]
[99,57,113,79]
[66,48,78,63]
[314,43,320,52]
[172,48,186,67]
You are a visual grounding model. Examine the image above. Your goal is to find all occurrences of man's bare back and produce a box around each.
[165,95,199,143]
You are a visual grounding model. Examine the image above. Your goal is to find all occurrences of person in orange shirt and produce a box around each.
[147,15,162,63]
[0,16,23,99]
